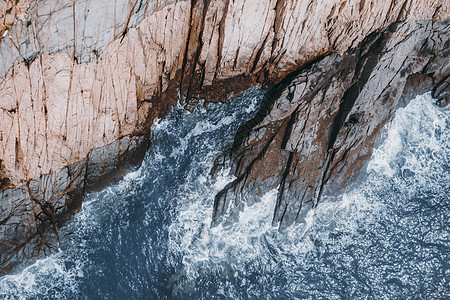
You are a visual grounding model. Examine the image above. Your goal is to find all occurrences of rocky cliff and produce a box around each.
[0,0,448,274]
[212,19,450,229]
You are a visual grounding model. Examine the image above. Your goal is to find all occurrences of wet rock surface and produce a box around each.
[212,19,450,230]
[0,0,449,273]
[0,134,148,275]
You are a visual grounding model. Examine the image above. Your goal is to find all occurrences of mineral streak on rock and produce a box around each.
[0,0,31,38]
[0,0,449,273]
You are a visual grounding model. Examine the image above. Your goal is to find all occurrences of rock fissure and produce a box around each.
[273,150,294,225]
[0,0,449,274]
[212,17,450,230]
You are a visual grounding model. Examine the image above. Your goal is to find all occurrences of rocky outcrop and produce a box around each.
[0,134,148,274]
[0,0,179,76]
[0,0,449,273]
[212,19,450,229]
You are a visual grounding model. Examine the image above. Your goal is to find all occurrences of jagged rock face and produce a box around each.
[0,1,189,187]
[0,0,448,273]
[1,0,447,187]
[0,0,178,75]
[212,19,450,229]
[0,134,149,274]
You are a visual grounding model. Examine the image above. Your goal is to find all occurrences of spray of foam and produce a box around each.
[166,92,449,297]
[0,91,447,299]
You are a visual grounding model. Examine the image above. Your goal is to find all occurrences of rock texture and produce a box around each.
[0,0,449,273]
[0,134,148,274]
[212,19,450,229]
[0,2,191,187]
[0,0,30,37]
[0,0,178,76]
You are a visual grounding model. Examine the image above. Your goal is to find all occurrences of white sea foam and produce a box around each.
[0,254,83,299]
[368,93,448,179]
[166,92,449,298]
[1,92,448,299]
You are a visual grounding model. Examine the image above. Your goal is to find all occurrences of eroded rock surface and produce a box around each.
[0,0,179,76]
[212,19,450,229]
[0,0,30,38]
[0,134,148,274]
[0,0,449,273]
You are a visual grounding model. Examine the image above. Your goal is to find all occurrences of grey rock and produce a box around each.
[0,134,149,275]
[212,18,450,230]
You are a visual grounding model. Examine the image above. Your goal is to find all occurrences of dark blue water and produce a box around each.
[0,92,448,299]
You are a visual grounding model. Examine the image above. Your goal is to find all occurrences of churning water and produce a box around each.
[0,92,448,299]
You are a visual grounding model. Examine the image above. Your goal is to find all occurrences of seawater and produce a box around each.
[0,92,448,299]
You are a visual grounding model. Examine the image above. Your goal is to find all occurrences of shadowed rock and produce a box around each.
[212,19,450,230]
[0,0,448,273]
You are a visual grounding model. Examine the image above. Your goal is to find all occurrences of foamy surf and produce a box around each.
[0,92,448,299]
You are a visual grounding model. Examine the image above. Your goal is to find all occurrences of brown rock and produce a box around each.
[212,19,450,229]
[0,0,449,273]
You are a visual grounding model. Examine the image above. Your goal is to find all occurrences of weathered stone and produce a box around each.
[433,74,450,107]
[0,0,449,273]
[212,18,450,229]
[1,0,448,188]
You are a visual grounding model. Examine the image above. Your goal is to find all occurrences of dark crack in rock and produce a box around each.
[212,19,450,230]
[0,134,149,275]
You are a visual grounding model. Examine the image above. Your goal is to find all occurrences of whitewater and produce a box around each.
[0,91,448,299]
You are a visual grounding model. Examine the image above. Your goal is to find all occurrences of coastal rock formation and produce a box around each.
[212,19,450,229]
[0,0,449,273]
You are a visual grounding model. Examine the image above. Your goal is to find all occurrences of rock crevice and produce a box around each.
[0,0,449,273]
[212,18,450,230]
